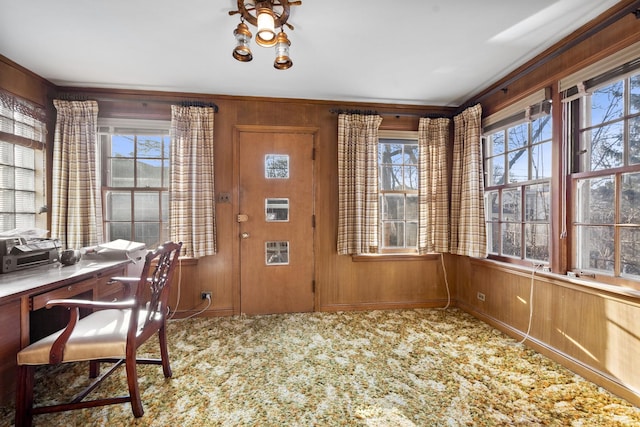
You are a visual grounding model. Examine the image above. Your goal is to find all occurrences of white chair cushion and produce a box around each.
[17,309,160,366]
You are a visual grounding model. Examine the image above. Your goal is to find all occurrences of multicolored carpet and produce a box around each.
[2,308,639,426]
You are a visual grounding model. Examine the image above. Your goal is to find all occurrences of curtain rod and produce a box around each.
[330,108,450,119]
[55,93,219,112]
[179,100,219,112]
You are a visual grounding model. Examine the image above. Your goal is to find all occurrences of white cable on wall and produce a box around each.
[517,263,541,345]
[439,252,451,310]
[168,259,182,320]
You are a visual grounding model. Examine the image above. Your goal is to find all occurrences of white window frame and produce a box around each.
[98,119,171,248]
[378,130,419,253]
[568,69,640,281]
[483,100,553,265]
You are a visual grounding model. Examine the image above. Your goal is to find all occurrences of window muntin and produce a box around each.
[378,136,418,251]
[571,71,640,281]
[484,110,552,264]
[101,130,170,248]
[0,141,36,231]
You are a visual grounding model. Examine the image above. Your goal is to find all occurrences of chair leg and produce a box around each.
[158,322,172,378]
[89,360,100,378]
[15,365,34,427]
[125,356,144,417]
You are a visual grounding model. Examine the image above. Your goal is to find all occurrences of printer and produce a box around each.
[0,237,61,273]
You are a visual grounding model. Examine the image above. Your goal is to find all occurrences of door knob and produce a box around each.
[241,232,250,239]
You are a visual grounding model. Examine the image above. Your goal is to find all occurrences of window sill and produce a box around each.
[352,253,441,262]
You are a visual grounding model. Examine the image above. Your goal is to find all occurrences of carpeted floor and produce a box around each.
[2,308,639,426]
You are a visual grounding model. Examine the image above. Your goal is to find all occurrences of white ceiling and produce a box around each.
[0,0,624,107]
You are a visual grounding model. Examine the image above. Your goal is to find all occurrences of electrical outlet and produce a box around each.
[477,292,486,302]
[201,291,212,300]
[217,193,231,203]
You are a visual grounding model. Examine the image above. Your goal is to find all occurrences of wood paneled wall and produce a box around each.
[455,0,640,406]
[456,257,640,407]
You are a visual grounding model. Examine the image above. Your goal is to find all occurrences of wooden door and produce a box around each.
[238,129,315,315]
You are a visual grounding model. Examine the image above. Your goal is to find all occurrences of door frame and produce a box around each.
[232,125,319,315]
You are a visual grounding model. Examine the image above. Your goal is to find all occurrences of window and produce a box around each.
[569,70,640,280]
[483,101,552,264]
[0,91,46,233]
[0,142,37,231]
[378,131,419,252]
[99,121,170,248]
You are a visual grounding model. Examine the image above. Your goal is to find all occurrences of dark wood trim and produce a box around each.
[56,86,456,117]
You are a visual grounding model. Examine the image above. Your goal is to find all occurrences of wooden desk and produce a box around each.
[0,259,130,405]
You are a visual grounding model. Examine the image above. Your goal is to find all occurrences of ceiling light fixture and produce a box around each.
[229,0,301,70]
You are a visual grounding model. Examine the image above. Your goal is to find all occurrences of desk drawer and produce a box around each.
[95,266,127,301]
[30,279,95,311]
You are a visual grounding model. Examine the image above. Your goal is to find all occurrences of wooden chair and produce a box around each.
[15,241,183,427]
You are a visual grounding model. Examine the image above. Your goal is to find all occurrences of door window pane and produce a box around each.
[266,241,289,265]
[265,198,289,222]
[265,154,289,179]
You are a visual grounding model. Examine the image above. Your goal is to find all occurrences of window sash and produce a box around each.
[378,133,419,252]
[482,102,552,264]
[99,120,170,248]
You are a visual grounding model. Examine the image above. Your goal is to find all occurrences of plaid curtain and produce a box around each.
[450,104,486,257]
[51,100,103,249]
[337,113,383,255]
[169,105,216,258]
[418,117,450,254]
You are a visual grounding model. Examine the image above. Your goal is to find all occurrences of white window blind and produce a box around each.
[559,40,640,95]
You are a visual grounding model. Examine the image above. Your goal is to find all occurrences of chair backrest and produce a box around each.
[132,241,182,332]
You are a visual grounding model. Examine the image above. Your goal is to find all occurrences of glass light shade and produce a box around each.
[273,31,292,70]
[256,8,276,47]
[233,22,253,62]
